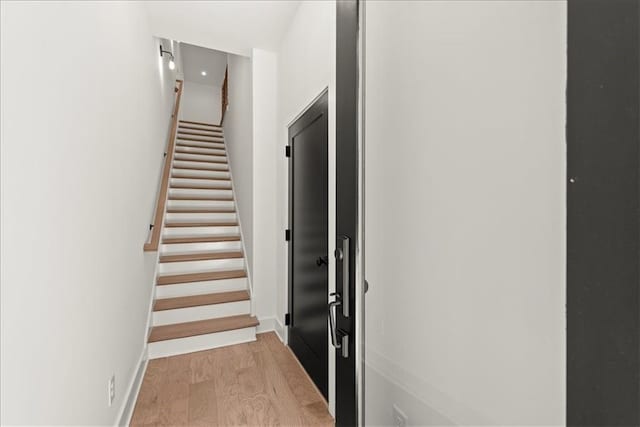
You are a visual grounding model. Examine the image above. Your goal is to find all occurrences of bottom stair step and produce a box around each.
[148,314,259,343]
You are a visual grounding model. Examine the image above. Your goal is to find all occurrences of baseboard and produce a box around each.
[365,349,490,426]
[116,346,148,427]
[257,316,285,342]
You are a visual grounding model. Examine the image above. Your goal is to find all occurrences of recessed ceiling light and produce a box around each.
[201,71,207,76]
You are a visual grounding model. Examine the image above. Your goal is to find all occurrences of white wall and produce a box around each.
[364,1,567,425]
[144,1,301,57]
[275,0,336,412]
[0,2,176,425]
[223,54,254,278]
[180,80,221,124]
[251,49,279,325]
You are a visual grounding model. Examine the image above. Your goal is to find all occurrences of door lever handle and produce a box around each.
[328,300,342,349]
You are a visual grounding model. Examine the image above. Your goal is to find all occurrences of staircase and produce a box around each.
[147,119,258,359]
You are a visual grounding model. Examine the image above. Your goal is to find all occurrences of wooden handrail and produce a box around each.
[219,66,228,126]
[144,79,184,252]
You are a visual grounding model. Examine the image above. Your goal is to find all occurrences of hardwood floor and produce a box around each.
[130,332,334,426]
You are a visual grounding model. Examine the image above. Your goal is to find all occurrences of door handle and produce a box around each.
[335,235,350,317]
[328,299,342,349]
[328,298,349,358]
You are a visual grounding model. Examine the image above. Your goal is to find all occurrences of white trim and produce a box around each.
[365,349,491,425]
[221,124,254,313]
[356,1,366,425]
[285,87,329,129]
[257,316,285,342]
[115,346,148,427]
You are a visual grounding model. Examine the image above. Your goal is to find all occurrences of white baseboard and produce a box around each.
[257,316,285,342]
[116,346,148,427]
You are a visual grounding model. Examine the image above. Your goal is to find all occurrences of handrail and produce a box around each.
[144,79,184,252]
[219,66,228,126]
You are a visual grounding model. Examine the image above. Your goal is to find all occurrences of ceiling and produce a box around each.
[144,1,301,57]
[180,43,227,87]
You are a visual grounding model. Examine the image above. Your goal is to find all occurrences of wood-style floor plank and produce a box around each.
[131,332,333,427]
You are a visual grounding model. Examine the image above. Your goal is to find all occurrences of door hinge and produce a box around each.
[285,229,291,241]
[285,313,291,326]
[285,146,291,157]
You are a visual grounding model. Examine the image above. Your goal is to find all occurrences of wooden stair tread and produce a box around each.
[173,158,228,165]
[177,142,225,149]
[176,147,226,156]
[160,251,244,263]
[170,184,231,190]
[178,130,223,137]
[164,221,238,227]
[162,235,241,244]
[171,175,230,181]
[171,165,229,172]
[157,269,247,285]
[178,125,223,132]
[177,136,224,143]
[154,290,250,311]
[176,141,224,146]
[166,208,235,213]
[168,195,233,201]
[179,120,222,128]
[148,314,258,343]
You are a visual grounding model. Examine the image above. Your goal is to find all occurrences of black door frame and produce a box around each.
[287,88,330,399]
[567,0,640,425]
[334,0,361,425]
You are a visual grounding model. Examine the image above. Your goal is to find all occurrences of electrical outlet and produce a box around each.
[392,404,408,427]
[108,375,115,407]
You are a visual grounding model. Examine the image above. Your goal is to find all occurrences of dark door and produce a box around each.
[333,0,360,425]
[567,0,639,425]
[288,91,329,399]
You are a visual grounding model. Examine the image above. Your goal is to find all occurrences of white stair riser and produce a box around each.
[167,199,235,209]
[170,178,232,189]
[168,188,233,199]
[155,277,248,298]
[175,144,225,153]
[174,153,227,162]
[173,161,228,171]
[152,300,250,326]
[163,226,239,238]
[165,212,237,222]
[172,169,230,179]
[158,257,244,275]
[160,241,242,255]
[148,327,256,359]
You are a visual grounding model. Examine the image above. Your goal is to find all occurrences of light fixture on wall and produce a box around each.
[201,71,207,76]
[159,46,176,70]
